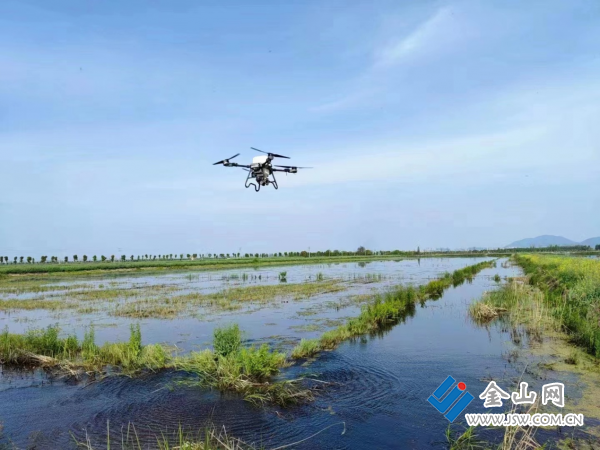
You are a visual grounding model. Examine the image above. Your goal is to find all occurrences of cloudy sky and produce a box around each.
[1,0,599,257]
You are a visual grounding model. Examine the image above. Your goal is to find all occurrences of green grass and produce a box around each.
[291,339,321,358]
[0,322,310,405]
[445,425,486,450]
[0,324,79,364]
[213,324,242,357]
[174,325,309,406]
[0,324,167,373]
[516,254,600,357]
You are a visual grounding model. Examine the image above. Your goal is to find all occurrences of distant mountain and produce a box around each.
[505,235,578,248]
[580,237,600,247]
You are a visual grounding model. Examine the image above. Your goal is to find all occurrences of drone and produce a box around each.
[213,147,311,191]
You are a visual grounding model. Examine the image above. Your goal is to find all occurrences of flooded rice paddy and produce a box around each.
[0,258,490,351]
[1,257,598,448]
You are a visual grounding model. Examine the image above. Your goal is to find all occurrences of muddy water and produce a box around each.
[0,259,596,448]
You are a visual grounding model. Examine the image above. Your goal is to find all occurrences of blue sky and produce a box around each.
[1,0,599,257]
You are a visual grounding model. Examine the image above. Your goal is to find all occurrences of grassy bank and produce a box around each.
[468,255,600,440]
[291,260,496,358]
[515,254,600,358]
[471,255,600,358]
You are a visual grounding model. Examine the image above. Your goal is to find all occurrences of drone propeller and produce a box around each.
[273,165,312,169]
[213,153,240,165]
[251,147,290,159]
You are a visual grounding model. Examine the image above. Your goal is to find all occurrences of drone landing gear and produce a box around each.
[244,171,278,192]
[245,171,260,192]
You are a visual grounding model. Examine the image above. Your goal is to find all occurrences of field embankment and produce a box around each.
[468,254,600,441]
[291,260,496,358]
[471,254,600,357]
[515,254,600,358]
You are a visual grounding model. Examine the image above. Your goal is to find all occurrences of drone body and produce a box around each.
[213,147,310,191]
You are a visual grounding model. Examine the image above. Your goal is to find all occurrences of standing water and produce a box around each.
[0,259,593,448]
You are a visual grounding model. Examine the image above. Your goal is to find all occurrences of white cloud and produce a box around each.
[309,88,380,113]
[373,7,457,68]
[310,5,472,113]
[300,72,600,188]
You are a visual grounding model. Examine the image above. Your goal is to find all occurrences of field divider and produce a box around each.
[291,259,496,359]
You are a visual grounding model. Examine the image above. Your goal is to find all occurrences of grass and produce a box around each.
[469,301,505,322]
[174,324,310,406]
[0,324,80,364]
[445,402,543,450]
[291,338,321,358]
[500,400,542,450]
[0,278,347,319]
[213,324,242,357]
[515,254,600,357]
[469,282,544,328]
[469,254,600,427]
[291,260,496,358]
[0,297,73,311]
[0,323,312,406]
[0,324,167,374]
[73,423,258,450]
[73,420,347,450]
[445,425,486,450]
[111,280,346,319]
[0,280,95,295]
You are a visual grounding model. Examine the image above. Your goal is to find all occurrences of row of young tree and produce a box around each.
[1,244,597,265]
[0,248,396,264]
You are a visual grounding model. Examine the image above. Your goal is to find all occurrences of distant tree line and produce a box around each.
[0,244,597,265]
